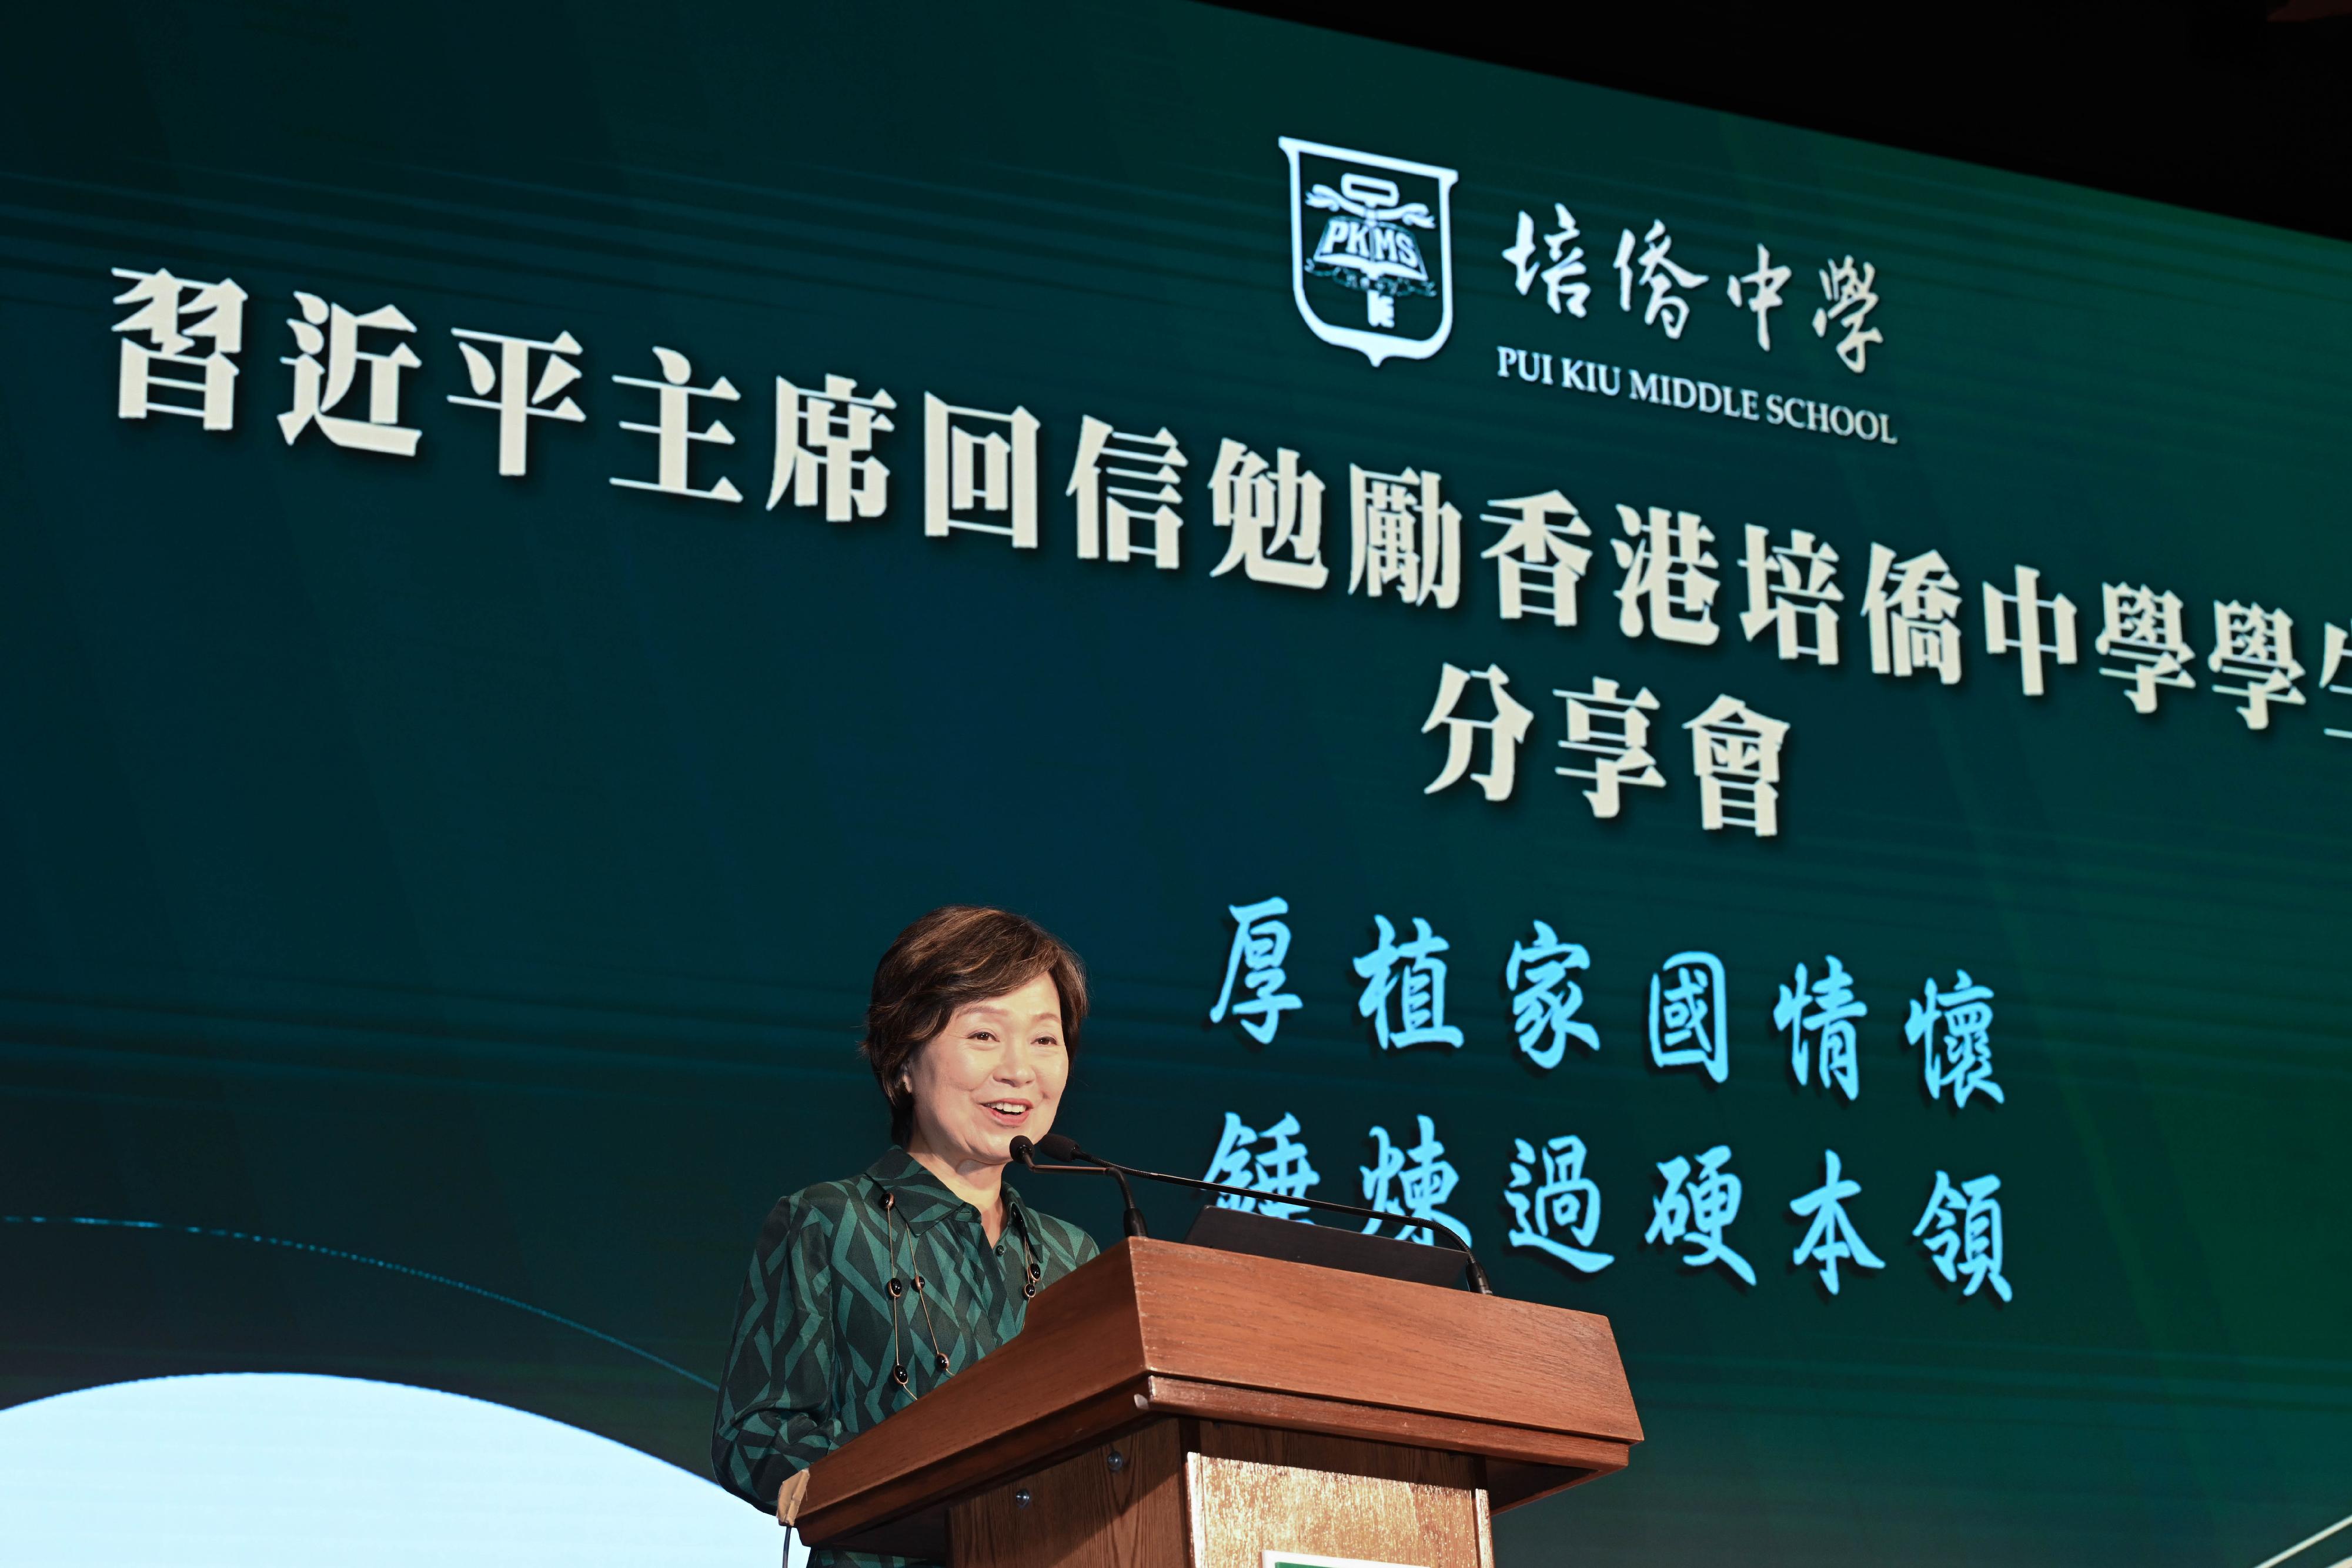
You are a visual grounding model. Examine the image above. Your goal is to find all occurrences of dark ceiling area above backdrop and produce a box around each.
[1222,0,2352,245]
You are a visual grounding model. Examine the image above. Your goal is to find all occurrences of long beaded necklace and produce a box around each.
[876,1183,1044,1400]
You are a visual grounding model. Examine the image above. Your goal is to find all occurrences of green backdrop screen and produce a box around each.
[1,4,2347,1565]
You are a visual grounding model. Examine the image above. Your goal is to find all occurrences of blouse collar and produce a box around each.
[864,1145,1039,1241]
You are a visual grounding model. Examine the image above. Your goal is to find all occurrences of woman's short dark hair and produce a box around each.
[858,905,1088,1146]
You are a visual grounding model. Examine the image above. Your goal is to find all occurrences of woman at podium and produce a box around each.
[711,905,1101,1562]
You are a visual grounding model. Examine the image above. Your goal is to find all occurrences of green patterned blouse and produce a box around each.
[712,1147,1101,1568]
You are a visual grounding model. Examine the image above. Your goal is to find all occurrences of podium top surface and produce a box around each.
[794,1236,1641,1553]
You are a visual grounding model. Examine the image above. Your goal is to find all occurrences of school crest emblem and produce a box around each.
[1278,137,1459,367]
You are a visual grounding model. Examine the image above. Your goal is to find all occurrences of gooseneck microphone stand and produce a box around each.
[1024,1135,1151,1242]
[1010,1132,1495,1295]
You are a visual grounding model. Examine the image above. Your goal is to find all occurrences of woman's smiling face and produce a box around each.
[901,971,1068,1169]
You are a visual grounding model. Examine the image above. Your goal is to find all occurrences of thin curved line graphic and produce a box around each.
[1,1214,716,1391]
[2252,1514,2352,1568]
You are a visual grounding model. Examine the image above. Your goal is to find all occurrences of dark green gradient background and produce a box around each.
[0,4,2345,1565]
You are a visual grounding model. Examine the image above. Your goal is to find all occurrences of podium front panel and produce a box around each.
[947,1419,1494,1568]
[1184,1424,1490,1568]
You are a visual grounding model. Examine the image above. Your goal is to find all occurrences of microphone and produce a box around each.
[1011,1134,1149,1240]
[1013,1132,1494,1295]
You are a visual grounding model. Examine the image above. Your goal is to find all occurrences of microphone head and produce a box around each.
[1008,1135,1036,1166]
[1035,1132,1083,1160]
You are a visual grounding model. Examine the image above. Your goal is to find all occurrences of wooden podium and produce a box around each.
[786,1238,1642,1568]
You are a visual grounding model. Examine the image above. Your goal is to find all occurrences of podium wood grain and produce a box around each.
[954,1420,1187,1568]
[1188,1423,1488,1568]
[951,1423,1490,1568]
[794,1238,1641,1560]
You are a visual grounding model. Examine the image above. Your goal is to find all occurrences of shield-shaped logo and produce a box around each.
[1278,136,1459,368]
